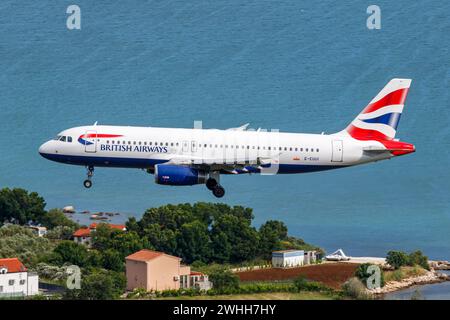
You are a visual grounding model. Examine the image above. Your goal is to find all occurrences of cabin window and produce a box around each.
[165,142,169,146]
[290,147,292,151]
[204,144,207,148]
[316,148,319,152]
[268,147,271,150]
[171,143,174,146]
[295,147,298,151]
[8,280,14,286]
[306,148,309,152]
[300,148,303,152]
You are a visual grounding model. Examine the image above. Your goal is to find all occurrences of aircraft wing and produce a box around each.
[162,154,279,173]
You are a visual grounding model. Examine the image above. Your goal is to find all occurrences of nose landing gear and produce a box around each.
[83,166,94,188]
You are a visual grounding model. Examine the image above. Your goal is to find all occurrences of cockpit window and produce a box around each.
[54,135,62,140]
[67,136,72,143]
[60,136,67,142]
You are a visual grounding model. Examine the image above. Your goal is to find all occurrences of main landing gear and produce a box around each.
[206,177,225,198]
[83,166,94,188]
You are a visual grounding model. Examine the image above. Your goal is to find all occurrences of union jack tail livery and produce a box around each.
[344,78,411,141]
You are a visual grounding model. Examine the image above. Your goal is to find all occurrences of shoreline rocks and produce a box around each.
[370,270,449,295]
[430,260,450,270]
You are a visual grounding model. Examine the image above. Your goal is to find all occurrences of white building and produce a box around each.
[272,250,304,268]
[304,251,319,264]
[28,226,47,237]
[0,258,39,297]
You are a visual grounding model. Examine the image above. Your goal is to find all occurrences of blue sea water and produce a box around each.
[1,1,450,260]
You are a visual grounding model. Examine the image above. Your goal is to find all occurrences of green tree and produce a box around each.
[50,241,90,267]
[101,249,124,272]
[210,214,259,263]
[258,220,288,257]
[0,188,46,224]
[386,251,409,269]
[143,224,178,255]
[176,221,211,263]
[39,208,78,229]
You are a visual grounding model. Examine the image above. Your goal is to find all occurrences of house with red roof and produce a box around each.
[0,258,39,297]
[125,249,211,292]
[73,222,126,246]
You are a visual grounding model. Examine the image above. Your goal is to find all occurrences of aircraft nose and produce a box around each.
[38,141,52,157]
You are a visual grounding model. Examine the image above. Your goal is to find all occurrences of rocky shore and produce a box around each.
[370,270,450,294]
[429,260,450,270]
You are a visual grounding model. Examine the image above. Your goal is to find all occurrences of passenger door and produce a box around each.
[84,130,97,153]
[331,140,343,162]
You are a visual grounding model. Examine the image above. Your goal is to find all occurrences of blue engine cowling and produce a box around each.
[154,164,207,186]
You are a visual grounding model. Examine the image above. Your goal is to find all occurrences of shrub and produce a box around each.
[386,251,409,269]
[293,275,330,292]
[63,269,126,300]
[342,277,372,300]
[32,263,70,282]
[408,251,429,270]
[45,226,76,240]
[208,268,239,291]
[0,224,54,265]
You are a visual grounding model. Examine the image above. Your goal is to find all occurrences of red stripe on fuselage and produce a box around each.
[362,88,409,114]
[83,134,123,138]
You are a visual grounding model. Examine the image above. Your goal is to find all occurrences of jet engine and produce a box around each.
[154,164,207,186]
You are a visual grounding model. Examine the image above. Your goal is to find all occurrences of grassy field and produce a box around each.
[156,291,338,300]
[384,266,427,282]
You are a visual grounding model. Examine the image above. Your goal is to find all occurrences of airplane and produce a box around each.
[39,78,415,198]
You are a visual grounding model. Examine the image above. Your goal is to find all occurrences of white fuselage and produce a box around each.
[38,125,392,174]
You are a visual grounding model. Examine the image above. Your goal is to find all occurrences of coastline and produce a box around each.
[371,269,450,295]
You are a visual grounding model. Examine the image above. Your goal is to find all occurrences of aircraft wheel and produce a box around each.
[206,178,218,190]
[83,179,92,189]
[212,185,225,198]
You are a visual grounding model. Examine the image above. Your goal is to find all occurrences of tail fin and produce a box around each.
[342,78,411,141]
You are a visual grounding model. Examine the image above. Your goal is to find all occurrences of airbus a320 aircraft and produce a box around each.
[39,79,415,198]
